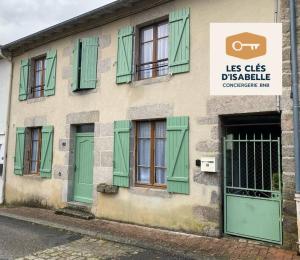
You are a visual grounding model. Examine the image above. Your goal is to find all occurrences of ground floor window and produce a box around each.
[135,120,166,187]
[25,127,42,175]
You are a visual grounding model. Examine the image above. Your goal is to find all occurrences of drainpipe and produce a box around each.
[0,48,12,204]
[289,0,300,253]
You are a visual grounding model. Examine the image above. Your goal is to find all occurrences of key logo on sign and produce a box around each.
[226,32,266,59]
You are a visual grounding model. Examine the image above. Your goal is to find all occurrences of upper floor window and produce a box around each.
[30,56,46,98]
[138,21,169,80]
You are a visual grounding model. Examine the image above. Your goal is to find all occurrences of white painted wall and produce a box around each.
[0,58,11,203]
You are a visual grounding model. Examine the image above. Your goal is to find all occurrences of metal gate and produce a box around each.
[223,133,282,244]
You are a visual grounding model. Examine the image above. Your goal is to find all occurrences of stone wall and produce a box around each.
[280,0,298,250]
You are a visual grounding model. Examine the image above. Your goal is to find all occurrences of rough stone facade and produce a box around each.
[280,0,298,250]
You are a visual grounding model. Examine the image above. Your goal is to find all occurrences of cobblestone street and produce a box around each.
[16,236,190,260]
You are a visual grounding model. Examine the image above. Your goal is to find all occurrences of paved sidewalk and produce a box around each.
[0,207,299,260]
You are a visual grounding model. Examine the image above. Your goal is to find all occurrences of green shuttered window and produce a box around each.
[113,120,131,187]
[116,26,134,84]
[166,116,189,194]
[169,8,190,74]
[40,126,54,178]
[116,8,190,83]
[14,126,54,178]
[113,117,189,194]
[45,50,57,96]
[19,50,57,100]
[14,127,26,175]
[72,37,99,91]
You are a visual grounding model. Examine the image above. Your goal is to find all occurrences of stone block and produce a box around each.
[101,151,113,167]
[282,73,291,88]
[95,137,113,151]
[282,157,295,173]
[197,116,219,125]
[127,104,173,120]
[66,111,99,124]
[196,140,220,153]
[193,168,220,186]
[282,146,294,158]
[283,200,297,217]
[283,61,291,74]
[282,131,294,146]
[207,96,276,115]
[24,116,47,127]
[283,47,291,62]
[283,216,297,233]
[281,112,293,131]
[93,167,113,184]
[94,150,101,167]
[96,183,118,194]
[100,123,113,137]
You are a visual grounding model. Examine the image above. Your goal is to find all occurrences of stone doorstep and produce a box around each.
[0,207,298,260]
[55,207,95,220]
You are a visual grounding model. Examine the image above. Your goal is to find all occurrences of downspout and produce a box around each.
[0,48,12,204]
[290,0,300,253]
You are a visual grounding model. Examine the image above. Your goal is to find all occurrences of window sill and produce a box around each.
[129,186,172,198]
[27,97,46,104]
[22,174,42,180]
[130,74,172,88]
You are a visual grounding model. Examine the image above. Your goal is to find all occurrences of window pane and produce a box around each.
[141,42,153,63]
[138,167,150,183]
[138,139,150,166]
[158,23,168,38]
[157,38,168,60]
[155,121,166,138]
[138,122,151,138]
[141,27,153,42]
[155,168,166,184]
[155,139,165,167]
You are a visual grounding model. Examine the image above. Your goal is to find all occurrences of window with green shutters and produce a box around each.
[113,120,131,187]
[116,8,190,83]
[72,37,99,91]
[19,50,57,101]
[14,126,54,178]
[113,117,189,194]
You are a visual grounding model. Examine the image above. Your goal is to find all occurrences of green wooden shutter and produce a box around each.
[116,26,134,84]
[19,59,29,101]
[40,126,54,178]
[169,8,190,74]
[45,50,57,96]
[166,116,189,194]
[72,40,80,91]
[113,120,131,187]
[80,37,99,89]
[14,127,26,175]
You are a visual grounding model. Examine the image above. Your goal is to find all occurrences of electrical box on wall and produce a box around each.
[201,157,217,172]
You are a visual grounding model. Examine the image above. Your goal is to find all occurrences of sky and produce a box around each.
[0,0,116,45]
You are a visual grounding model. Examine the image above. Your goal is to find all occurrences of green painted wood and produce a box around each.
[19,59,29,101]
[225,194,282,244]
[74,133,94,204]
[169,8,190,74]
[116,26,134,84]
[80,37,98,89]
[14,127,26,175]
[113,120,131,187]
[166,116,189,194]
[72,39,80,91]
[45,50,57,96]
[40,126,54,178]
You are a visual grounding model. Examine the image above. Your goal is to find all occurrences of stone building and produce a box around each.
[0,0,297,249]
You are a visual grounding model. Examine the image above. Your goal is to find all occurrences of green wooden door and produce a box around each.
[73,133,94,204]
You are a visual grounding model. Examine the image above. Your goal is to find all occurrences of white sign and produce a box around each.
[210,23,282,95]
